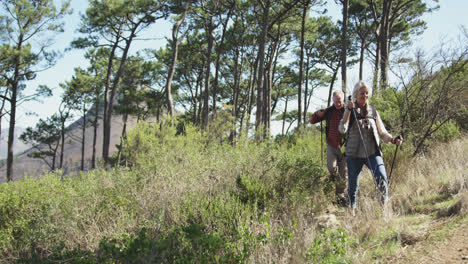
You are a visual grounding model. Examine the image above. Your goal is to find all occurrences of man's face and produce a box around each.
[333,95,344,109]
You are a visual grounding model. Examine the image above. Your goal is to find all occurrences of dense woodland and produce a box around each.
[0,0,466,181]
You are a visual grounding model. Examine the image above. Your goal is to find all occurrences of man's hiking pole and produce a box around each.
[388,134,402,184]
[320,121,323,166]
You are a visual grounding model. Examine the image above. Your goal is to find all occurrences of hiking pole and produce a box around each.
[320,121,323,166]
[348,97,373,172]
[388,134,402,184]
[347,96,379,190]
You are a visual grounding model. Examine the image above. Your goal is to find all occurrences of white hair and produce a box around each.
[353,80,370,100]
[332,90,344,99]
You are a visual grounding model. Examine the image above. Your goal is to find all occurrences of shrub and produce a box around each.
[0,122,333,262]
[306,228,354,264]
[431,120,460,143]
[0,176,65,259]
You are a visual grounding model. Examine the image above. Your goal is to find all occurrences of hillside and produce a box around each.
[0,127,32,159]
[0,125,466,263]
[0,113,140,183]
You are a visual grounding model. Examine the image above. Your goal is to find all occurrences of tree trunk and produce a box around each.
[303,54,310,125]
[380,0,392,90]
[7,34,24,181]
[166,1,189,118]
[81,105,86,171]
[59,124,64,171]
[341,0,349,98]
[6,88,17,182]
[0,90,7,155]
[196,62,205,124]
[197,76,203,124]
[327,67,339,107]
[91,90,99,169]
[190,60,205,124]
[264,66,271,138]
[230,47,241,144]
[372,37,380,90]
[244,52,258,138]
[213,8,232,117]
[102,27,121,166]
[268,24,284,125]
[264,47,275,138]
[202,16,214,129]
[59,112,69,170]
[255,0,271,140]
[116,114,128,165]
[282,96,289,135]
[103,26,137,167]
[52,140,58,171]
[359,38,366,80]
[264,14,284,137]
[298,0,308,128]
[286,118,295,134]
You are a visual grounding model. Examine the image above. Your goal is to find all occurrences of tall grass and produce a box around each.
[391,134,468,216]
[0,123,466,263]
[342,135,468,263]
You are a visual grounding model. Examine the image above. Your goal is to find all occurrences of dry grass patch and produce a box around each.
[326,136,468,263]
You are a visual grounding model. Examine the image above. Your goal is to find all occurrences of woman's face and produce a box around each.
[356,86,369,106]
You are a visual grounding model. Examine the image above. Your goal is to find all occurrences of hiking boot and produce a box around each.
[336,194,348,207]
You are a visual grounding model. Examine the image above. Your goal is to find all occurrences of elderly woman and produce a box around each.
[339,81,402,213]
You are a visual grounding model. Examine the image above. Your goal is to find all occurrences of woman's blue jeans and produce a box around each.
[347,154,388,208]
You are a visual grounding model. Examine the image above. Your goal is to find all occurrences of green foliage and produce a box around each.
[306,228,354,264]
[236,174,272,210]
[370,89,400,133]
[274,129,328,204]
[19,115,62,169]
[0,0,72,181]
[0,0,71,90]
[372,79,464,157]
[10,118,464,262]
[430,120,461,143]
[0,121,333,262]
[0,177,65,258]
[207,104,236,143]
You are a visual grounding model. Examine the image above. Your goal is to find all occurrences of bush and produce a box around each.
[0,121,331,262]
[431,120,460,143]
[236,174,273,210]
[0,176,65,259]
[306,228,354,264]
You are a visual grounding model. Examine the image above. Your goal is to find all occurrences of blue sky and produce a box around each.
[6,0,468,131]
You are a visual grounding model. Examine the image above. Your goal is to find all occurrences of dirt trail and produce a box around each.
[389,219,468,263]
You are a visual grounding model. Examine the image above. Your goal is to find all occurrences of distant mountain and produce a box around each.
[0,113,147,183]
[0,127,32,159]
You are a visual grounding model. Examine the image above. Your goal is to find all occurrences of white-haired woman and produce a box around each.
[339,81,402,214]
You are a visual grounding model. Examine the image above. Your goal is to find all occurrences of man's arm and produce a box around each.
[309,109,327,124]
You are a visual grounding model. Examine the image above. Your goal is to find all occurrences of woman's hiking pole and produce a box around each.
[348,97,373,171]
[388,135,402,185]
[348,96,379,193]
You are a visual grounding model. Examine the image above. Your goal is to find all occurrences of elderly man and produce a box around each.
[310,90,347,205]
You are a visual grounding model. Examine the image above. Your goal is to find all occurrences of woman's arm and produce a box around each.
[375,111,392,143]
[339,101,353,134]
